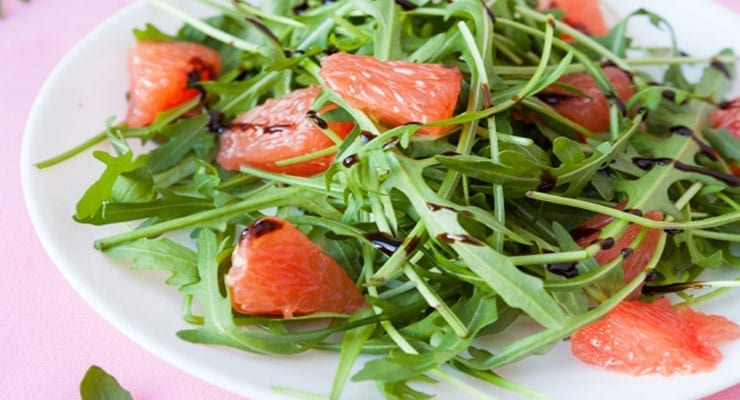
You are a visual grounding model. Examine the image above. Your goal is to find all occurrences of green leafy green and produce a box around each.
[41,0,740,399]
[79,365,133,400]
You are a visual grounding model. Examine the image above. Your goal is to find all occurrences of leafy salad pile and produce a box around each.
[39,0,740,398]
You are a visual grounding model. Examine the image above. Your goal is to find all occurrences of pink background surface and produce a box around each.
[1,1,739,399]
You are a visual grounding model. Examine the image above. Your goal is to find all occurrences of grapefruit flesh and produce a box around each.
[319,52,462,137]
[571,298,740,375]
[539,67,634,134]
[127,41,221,128]
[226,217,366,318]
[574,209,664,285]
[538,0,609,36]
[216,86,354,176]
[710,97,740,139]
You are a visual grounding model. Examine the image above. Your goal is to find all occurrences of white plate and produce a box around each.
[21,1,740,399]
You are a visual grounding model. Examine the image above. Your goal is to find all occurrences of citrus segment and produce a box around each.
[539,67,634,134]
[539,0,609,36]
[710,97,740,139]
[575,210,664,284]
[571,298,740,375]
[226,217,366,318]
[127,41,220,127]
[216,86,354,176]
[319,52,462,137]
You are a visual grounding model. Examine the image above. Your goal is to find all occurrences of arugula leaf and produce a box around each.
[104,238,199,286]
[80,365,133,400]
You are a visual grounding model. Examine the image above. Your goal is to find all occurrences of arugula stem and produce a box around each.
[509,247,597,266]
[403,264,469,338]
[689,230,740,242]
[515,6,631,71]
[526,191,740,230]
[94,186,303,249]
[149,0,262,53]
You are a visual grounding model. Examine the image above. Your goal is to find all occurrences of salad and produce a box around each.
[34,0,740,398]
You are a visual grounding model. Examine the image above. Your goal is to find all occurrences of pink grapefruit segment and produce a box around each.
[571,298,740,375]
[216,86,354,176]
[126,41,221,128]
[319,52,462,137]
[710,97,740,139]
[574,209,664,285]
[539,67,634,135]
[226,217,366,318]
[538,0,609,37]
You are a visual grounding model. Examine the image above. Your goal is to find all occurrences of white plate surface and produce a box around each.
[21,1,740,399]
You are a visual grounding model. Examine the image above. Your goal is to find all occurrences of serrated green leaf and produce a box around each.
[104,238,198,286]
[80,365,133,400]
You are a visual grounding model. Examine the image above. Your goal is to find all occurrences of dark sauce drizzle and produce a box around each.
[537,170,557,192]
[606,93,626,116]
[394,0,418,11]
[644,270,657,282]
[342,154,360,168]
[227,122,292,134]
[669,125,718,161]
[436,233,484,246]
[246,218,283,240]
[360,130,376,142]
[292,1,309,14]
[480,0,497,23]
[620,248,634,259]
[632,157,738,186]
[245,17,281,45]
[306,110,329,129]
[547,262,579,278]
[207,110,228,133]
[365,232,403,256]
[642,281,708,294]
[426,203,474,217]
[569,227,599,242]
[599,237,615,250]
[710,58,732,79]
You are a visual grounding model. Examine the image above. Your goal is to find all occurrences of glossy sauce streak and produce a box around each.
[292,0,309,14]
[436,233,484,246]
[246,17,281,45]
[537,170,557,192]
[570,227,600,242]
[606,93,626,116]
[247,218,283,239]
[360,130,376,142]
[306,110,329,129]
[547,262,579,278]
[620,248,634,259]
[600,237,615,250]
[481,0,497,23]
[365,232,403,256]
[207,110,227,133]
[426,203,474,217]
[394,0,418,11]
[228,122,292,134]
[710,58,732,79]
[342,154,359,168]
[631,155,735,184]
[669,125,718,161]
[644,270,657,282]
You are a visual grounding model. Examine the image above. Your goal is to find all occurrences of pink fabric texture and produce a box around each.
[1,1,738,399]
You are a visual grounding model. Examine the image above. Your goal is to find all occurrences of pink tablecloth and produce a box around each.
[1,1,738,399]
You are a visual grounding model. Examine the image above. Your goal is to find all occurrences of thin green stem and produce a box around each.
[149,0,262,53]
[94,186,302,249]
[526,191,740,230]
